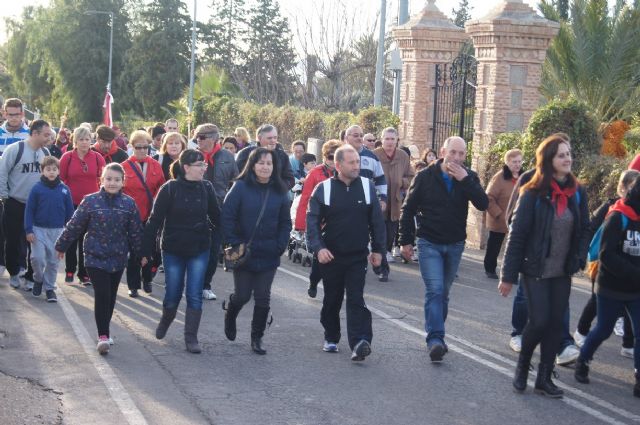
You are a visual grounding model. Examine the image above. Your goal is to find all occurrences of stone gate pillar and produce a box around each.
[465,0,559,248]
[392,0,469,151]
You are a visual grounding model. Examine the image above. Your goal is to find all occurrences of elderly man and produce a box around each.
[195,123,239,300]
[344,125,387,210]
[92,125,128,164]
[399,136,488,362]
[373,127,414,281]
[363,133,376,150]
[307,144,386,361]
[236,124,294,189]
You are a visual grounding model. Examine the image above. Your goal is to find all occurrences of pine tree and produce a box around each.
[203,0,247,66]
[451,0,472,28]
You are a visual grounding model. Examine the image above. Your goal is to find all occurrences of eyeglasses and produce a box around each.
[133,145,148,150]
[196,133,216,141]
[188,161,208,168]
[6,113,22,118]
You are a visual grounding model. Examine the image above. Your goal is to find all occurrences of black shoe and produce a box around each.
[65,272,74,283]
[45,290,57,303]
[534,363,564,398]
[574,358,590,384]
[223,296,241,341]
[251,338,267,355]
[513,355,532,393]
[429,343,445,363]
[32,281,43,297]
[378,273,389,282]
[307,282,317,298]
[250,305,270,354]
[128,289,139,298]
[351,339,371,361]
[635,372,640,398]
[485,271,499,279]
[143,281,153,294]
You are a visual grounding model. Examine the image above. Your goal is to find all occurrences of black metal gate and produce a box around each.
[431,54,477,154]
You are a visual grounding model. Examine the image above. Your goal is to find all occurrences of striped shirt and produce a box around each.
[358,147,387,202]
[0,122,30,156]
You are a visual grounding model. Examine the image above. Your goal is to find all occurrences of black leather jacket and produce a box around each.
[501,185,590,283]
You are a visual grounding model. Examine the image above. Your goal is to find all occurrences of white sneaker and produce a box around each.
[621,347,634,358]
[386,252,395,263]
[202,289,217,300]
[108,337,114,346]
[323,341,338,353]
[23,279,34,292]
[9,275,22,289]
[392,246,401,257]
[18,267,26,277]
[556,344,580,366]
[573,330,587,348]
[509,335,522,353]
[614,317,624,336]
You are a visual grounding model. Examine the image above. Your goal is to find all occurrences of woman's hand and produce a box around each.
[141,257,148,267]
[498,281,513,297]
[26,233,36,243]
[56,251,65,260]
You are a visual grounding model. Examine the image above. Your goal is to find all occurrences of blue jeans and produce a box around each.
[417,238,465,346]
[511,277,576,351]
[162,250,209,311]
[580,294,640,371]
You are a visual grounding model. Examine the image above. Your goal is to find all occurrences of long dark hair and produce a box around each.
[522,134,576,195]
[237,147,287,193]
[169,149,204,179]
[625,175,640,214]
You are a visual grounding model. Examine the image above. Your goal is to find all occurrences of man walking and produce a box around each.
[236,124,294,189]
[307,144,386,361]
[399,136,488,362]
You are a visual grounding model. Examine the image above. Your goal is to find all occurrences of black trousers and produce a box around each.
[309,256,322,286]
[87,267,124,338]
[232,268,276,309]
[65,205,87,279]
[483,231,505,274]
[521,275,571,365]
[2,198,28,276]
[203,228,222,291]
[385,219,398,253]
[320,257,372,350]
[126,255,153,290]
[577,293,635,348]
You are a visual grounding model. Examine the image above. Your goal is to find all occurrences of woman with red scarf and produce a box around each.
[122,130,165,297]
[499,134,590,398]
[574,175,640,398]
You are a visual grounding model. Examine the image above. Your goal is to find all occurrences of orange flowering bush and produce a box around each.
[601,120,630,158]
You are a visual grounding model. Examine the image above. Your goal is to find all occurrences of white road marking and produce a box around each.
[278,266,638,425]
[57,286,148,425]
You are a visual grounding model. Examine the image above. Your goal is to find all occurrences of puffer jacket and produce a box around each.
[55,188,143,272]
[221,176,291,272]
[501,185,590,284]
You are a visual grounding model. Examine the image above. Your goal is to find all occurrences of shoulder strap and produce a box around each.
[322,179,331,206]
[361,177,371,205]
[247,189,270,247]
[621,215,629,229]
[13,141,24,169]
[127,161,154,206]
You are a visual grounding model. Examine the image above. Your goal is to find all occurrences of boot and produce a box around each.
[574,357,590,384]
[184,307,202,354]
[250,305,270,355]
[634,371,640,398]
[534,363,564,398]
[223,295,241,341]
[156,307,178,340]
[512,352,532,393]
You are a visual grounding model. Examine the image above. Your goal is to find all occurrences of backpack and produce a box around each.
[586,214,629,281]
[13,141,50,168]
[320,177,371,206]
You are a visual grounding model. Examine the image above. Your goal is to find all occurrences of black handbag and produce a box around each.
[224,189,270,270]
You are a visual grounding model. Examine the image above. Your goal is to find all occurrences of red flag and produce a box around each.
[102,90,113,127]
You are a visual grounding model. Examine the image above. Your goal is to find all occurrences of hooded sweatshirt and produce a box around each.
[0,140,50,203]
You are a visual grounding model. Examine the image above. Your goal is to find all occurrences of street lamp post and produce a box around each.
[188,0,197,135]
[86,10,114,92]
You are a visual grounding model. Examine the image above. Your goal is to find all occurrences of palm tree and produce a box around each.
[539,0,640,124]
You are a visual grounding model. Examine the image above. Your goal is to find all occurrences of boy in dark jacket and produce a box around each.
[24,156,74,301]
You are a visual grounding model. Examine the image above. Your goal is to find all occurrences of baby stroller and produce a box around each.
[288,188,314,267]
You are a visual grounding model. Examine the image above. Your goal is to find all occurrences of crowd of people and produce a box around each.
[1,96,640,398]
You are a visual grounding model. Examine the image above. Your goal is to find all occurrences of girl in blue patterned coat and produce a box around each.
[55,163,143,355]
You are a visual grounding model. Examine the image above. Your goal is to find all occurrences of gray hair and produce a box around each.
[345,125,363,137]
[256,124,277,140]
[380,127,398,138]
[442,136,466,150]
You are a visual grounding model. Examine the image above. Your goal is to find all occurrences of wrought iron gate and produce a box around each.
[431,54,478,154]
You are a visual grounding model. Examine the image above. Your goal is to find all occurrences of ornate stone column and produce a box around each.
[465,0,559,248]
[392,0,469,151]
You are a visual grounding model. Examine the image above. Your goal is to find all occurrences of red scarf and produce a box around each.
[93,141,119,162]
[550,179,578,217]
[608,198,640,221]
[200,144,221,169]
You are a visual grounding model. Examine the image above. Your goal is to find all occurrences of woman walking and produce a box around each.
[499,134,590,397]
[153,132,187,180]
[123,130,165,297]
[55,163,143,354]
[59,126,106,285]
[222,147,292,355]
[141,149,220,353]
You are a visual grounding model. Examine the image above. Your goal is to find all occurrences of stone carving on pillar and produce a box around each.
[464,0,559,249]
[392,0,470,152]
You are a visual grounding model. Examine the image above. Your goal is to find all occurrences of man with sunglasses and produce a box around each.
[195,123,239,300]
[362,133,376,150]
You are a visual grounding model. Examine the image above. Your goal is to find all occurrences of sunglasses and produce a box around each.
[133,145,148,150]
[364,139,375,143]
[80,160,88,173]
[327,154,335,160]
[196,133,215,141]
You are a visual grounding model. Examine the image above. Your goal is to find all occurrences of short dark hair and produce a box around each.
[237,147,287,193]
[292,140,306,150]
[29,119,50,135]
[301,153,316,165]
[170,149,205,179]
[3,98,23,111]
[624,174,640,213]
[41,156,60,170]
[96,125,116,142]
[222,136,238,149]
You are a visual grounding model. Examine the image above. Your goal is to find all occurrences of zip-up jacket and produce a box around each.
[201,147,239,206]
[236,144,295,190]
[122,156,165,221]
[306,176,386,259]
[501,186,590,284]
[0,122,29,156]
[55,189,143,272]
[24,178,74,233]
[294,163,332,231]
[597,210,640,297]
[398,159,489,246]
[358,146,387,202]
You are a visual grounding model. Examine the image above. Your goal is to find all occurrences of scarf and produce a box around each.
[93,141,119,162]
[201,143,221,169]
[550,178,578,217]
[41,175,61,189]
[608,198,640,222]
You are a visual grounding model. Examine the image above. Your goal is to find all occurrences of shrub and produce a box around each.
[601,120,629,158]
[576,154,629,211]
[482,132,524,182]
[623,127,640,156]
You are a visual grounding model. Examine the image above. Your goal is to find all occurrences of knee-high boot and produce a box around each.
[156,307,178,339]
[250,305,270,355]
[184,307,202,354]
[223,294,242,341]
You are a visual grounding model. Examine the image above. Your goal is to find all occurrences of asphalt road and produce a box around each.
[1,248,639,424]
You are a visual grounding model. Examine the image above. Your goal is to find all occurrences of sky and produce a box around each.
[1,0,542,45]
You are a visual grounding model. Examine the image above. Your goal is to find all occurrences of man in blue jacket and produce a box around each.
[399,136,489,363]
[306,144,386,362]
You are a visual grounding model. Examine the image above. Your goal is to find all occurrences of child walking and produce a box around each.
[55,163,143,354]
[24,156,74,302]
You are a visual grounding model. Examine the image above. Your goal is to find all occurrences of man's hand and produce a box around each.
[400,244,414,262]
[369,252,382,267]
[379,200,387,212]
[26,233,36,243]
[498,281,513,297]
[317,248,334,264]
[56,251,65,260]
[446,162,468,181]
[141,257,148,267]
